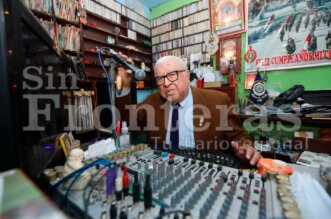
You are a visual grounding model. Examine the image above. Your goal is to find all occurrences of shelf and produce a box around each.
[81,1,154,102]
[181,29,210,38]
[151,19,209,38]
[88,0,150,29]
[151,7,209,30]
[84,50,152,65]
[84,36,125,49]
[31,9,80,27]
[152,29,209,47]
[120,13,150,30]
[86,10,150,38]
[135,31,151,39]
[83,24,151,49]
[84,36,152,57]
[181,8,210,19]
[86,10,125,28]
[63,49,80,56]
[153,41,204,54]
[72,129,97,135]
[238,114,331,127]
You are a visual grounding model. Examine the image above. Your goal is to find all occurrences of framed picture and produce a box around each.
[209,0,245,37]
[217,34,242,74]
[59,133,72,157]
[246,0,331,71]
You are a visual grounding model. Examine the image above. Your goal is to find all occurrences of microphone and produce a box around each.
[109,50,146,80]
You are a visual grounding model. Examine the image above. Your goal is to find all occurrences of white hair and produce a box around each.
[155,56,187,71]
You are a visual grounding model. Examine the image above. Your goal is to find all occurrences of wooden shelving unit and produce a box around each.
[31,9,80,27]
[82,9,153,86]
[151,0,211,64]
[22,1,81,55]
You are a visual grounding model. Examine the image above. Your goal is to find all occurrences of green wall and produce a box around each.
[238,33,331,100]
[151,1,331,101]
[150,0,198,19]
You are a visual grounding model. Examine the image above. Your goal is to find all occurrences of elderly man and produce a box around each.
[118,55,261,165]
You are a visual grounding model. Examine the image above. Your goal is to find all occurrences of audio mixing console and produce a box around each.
[53,145,303,219]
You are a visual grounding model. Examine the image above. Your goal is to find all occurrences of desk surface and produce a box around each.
[238,114,331,127]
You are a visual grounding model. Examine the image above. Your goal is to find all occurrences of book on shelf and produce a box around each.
[37,18,81,52]
[22,0,79,23]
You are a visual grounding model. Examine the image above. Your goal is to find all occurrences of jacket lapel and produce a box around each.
[153,94,169,144]
[191,87,209,149]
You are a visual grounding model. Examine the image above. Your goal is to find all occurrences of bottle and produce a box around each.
[141,62,145,70]
[119,121,130,148]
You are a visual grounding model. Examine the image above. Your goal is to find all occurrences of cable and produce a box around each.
[83,165,110,219]
[122,164,129,198]
[115,166,123,201]
[144,174,152,210]
[132,173,140,204]
[50,158,113,210]
[51,158,111,190]
[60,171,82,208]
[60,159,113,207]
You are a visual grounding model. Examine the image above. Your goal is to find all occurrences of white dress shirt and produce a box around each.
[166,88,195,148]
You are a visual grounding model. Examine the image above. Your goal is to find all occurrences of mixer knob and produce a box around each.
[223,175,228,183]
[168,159,175,165]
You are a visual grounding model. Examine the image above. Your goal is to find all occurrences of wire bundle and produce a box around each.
[50,158,112,207]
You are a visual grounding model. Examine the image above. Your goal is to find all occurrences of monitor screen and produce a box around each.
[136,89,153,104]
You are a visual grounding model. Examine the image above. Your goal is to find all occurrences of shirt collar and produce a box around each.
[178,87,193,108]
[166,87,193,108]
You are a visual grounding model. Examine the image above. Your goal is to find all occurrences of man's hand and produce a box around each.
[231,141,262,166]
[117,52,134,89]
[118,52,134,74]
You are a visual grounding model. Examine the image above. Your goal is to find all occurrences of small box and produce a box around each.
[136,81,144,89]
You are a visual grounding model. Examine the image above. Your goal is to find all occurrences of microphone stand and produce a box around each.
[108,58,118,142]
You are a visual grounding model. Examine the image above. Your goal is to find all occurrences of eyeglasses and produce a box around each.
[155,70,186,86]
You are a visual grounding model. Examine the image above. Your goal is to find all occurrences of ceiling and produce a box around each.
[138,0,169,9]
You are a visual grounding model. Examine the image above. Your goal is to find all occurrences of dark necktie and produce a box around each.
[170,104,179,149]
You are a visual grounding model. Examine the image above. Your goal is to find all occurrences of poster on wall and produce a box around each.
[210,0,245,36]
[246,0,331,72]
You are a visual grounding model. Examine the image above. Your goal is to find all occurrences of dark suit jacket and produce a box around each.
[135,87,252,152]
